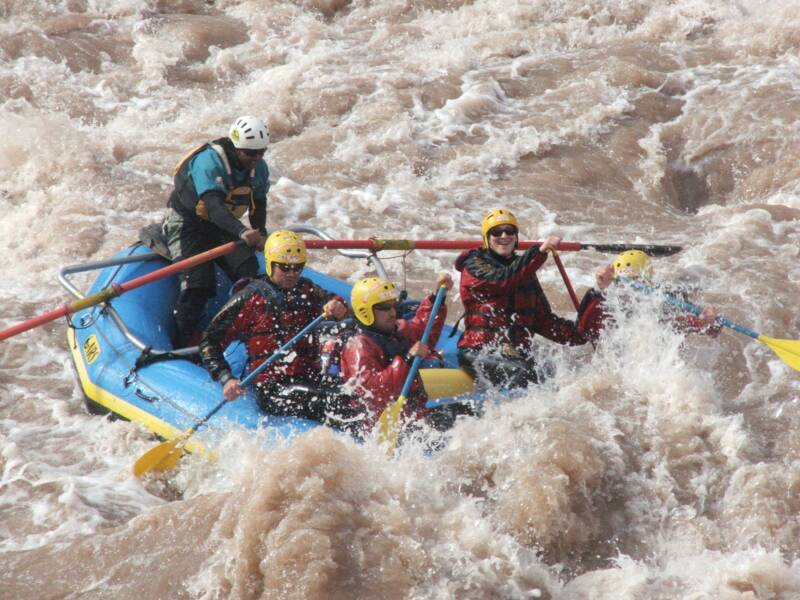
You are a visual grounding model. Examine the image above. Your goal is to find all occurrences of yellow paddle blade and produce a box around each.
[419,368,475,399]
[377,395,407,452]
[759,335,800,372]
[132,438,186,477]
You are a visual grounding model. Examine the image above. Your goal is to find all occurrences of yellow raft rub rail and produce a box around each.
[67,327,210,458]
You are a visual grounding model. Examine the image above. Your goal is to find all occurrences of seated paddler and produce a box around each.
[338,273,452,432]
[576,249,721,342]
[455,208,587,389]
[199,229,353,428]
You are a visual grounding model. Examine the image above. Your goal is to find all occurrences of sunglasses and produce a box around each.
[373,302,398,312]
[275,262,304,273]
[239,148,265,158]
[489,226,518,237]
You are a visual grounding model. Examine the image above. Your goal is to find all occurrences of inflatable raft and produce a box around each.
[64,225,474,456]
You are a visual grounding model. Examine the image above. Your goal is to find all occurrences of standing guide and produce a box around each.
[162,116,271,347]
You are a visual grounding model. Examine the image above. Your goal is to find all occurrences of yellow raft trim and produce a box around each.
[67,327,209,457]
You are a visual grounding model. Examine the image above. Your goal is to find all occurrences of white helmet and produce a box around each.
[228,116,269,150]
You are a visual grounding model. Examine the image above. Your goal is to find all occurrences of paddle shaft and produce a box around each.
[303,239,682,257]
[551,253,580,311]
[398,286,448,400]
[0,240,242,342]
[186,399,228,437]
[132,398,227,477]
[378,285,448,444]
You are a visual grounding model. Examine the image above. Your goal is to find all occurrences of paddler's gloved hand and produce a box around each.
[323,298,348,321]
[595,264,614,290]
[240,228,266,249]
[699,306,718,325]
[405,340,429,362]
[222,378,245,401]
[434,271,454,291]
[538,235,562,255]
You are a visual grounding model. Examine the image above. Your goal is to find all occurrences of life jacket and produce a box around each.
[362,327,411,362]
[237,277,324,381]
[338,325,427,427]
[455,248,549,350]
[172,139,256,221]
[321,322,411,374]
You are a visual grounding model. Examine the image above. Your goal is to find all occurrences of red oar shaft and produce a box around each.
[302,239,680,256]
[552,253,580,311]
[304,239,549,251]
[0,241,240,342]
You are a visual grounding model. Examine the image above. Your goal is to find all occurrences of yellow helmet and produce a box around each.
[612,250,652,280]
[481,208,519,248]
[351,277,398,326]
[265,230,307,277]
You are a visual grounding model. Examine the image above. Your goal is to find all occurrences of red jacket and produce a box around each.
[200,277,328,386]
[340,295,446,428]
[455,247,585,352]
[576,289,604,342]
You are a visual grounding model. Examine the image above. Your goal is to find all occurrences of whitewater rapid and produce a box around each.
[1,0,799,598]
